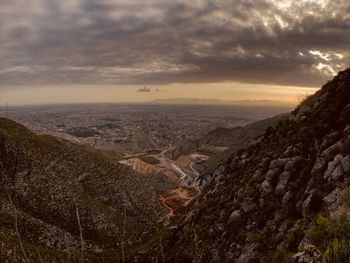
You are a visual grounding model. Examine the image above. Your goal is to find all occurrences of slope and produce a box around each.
[165,68,350,262]
[170,114,285,160]
[0,118,164,262]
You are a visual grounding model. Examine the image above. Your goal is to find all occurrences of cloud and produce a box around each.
[0,0,349,87]
[136,86,151,92]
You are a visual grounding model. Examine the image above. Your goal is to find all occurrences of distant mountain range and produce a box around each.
[152,98,294,107]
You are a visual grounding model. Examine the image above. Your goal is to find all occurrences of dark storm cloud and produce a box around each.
[0,0,349,87]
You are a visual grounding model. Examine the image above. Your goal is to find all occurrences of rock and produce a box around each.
[228,210,241,223]
[241,198,255,213]
[257,158,269,168]
[323,187,341,210]
[321,141,344,159]
[284,156,303,171]
[214,173,225,182]
[291,244,321,263]
[282,191,293,205]
[211,249,220,263]
[297,237,310,252]
[336,154,350,173]
[284,146,301,157]
[252,169,262,179]
[269,158,289,169]
[344,125,350,134]
[236,243,258,263]
[302,195,312,217]
[275,171,292,195]
[295,105,311,120]
[311,157,327,175]
[265,168,280,181]
[330,165,343,179]
[260,180,272,195]
[78,173,88,182]
[324,160,340,179]
[324,154,350,181]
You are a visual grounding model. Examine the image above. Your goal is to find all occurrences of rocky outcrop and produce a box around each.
[291,245,321,263]
[324,154,350,181]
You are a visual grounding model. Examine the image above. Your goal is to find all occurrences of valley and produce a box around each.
[5,103,290,219]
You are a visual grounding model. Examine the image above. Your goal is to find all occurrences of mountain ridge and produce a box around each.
[164,68,350,262]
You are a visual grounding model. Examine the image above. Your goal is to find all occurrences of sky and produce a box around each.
[0,0,349,106]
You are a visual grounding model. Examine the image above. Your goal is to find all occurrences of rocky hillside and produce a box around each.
[165,68,350,262]
[0,119,166,262]
[170,114,284,160]
[200,114,285,148]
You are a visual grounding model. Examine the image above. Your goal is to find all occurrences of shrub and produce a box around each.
[307,212,350,257]
[268,245,292,263]
[323,238,350,263]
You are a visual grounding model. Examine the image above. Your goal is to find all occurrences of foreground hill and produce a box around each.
[165,68,350,262]
[0,119,166,262]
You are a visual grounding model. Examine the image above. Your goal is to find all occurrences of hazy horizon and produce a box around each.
[0,82,318,106]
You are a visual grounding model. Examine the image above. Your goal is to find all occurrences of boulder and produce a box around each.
[265,168,280,181]
[324,154,350,181]
[295,105,311,120]
[241,198,255,213]
[252,169,262,179]
[228,210,241,223]
[302,195,312,217]
[323,187,341,210]
[257,158,270,168]
[336,154,350,173]
[291,244,321,263]
[282,191,293,205]
[284,156,303,171]
[344,124,350,134]
[275,171,292,195]
[260,180,272,195]
[284,146,302,157]
[236,243,258,263]
[269,158,289,169]
[321,141,344,159]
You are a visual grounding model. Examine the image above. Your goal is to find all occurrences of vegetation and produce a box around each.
[163,69,350,262]
[0,118,166,262]
[268,246,292,263]
[98,123,119,129]
[323,238,350,263]
[307,212,350,263]
[67,127,100,137]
